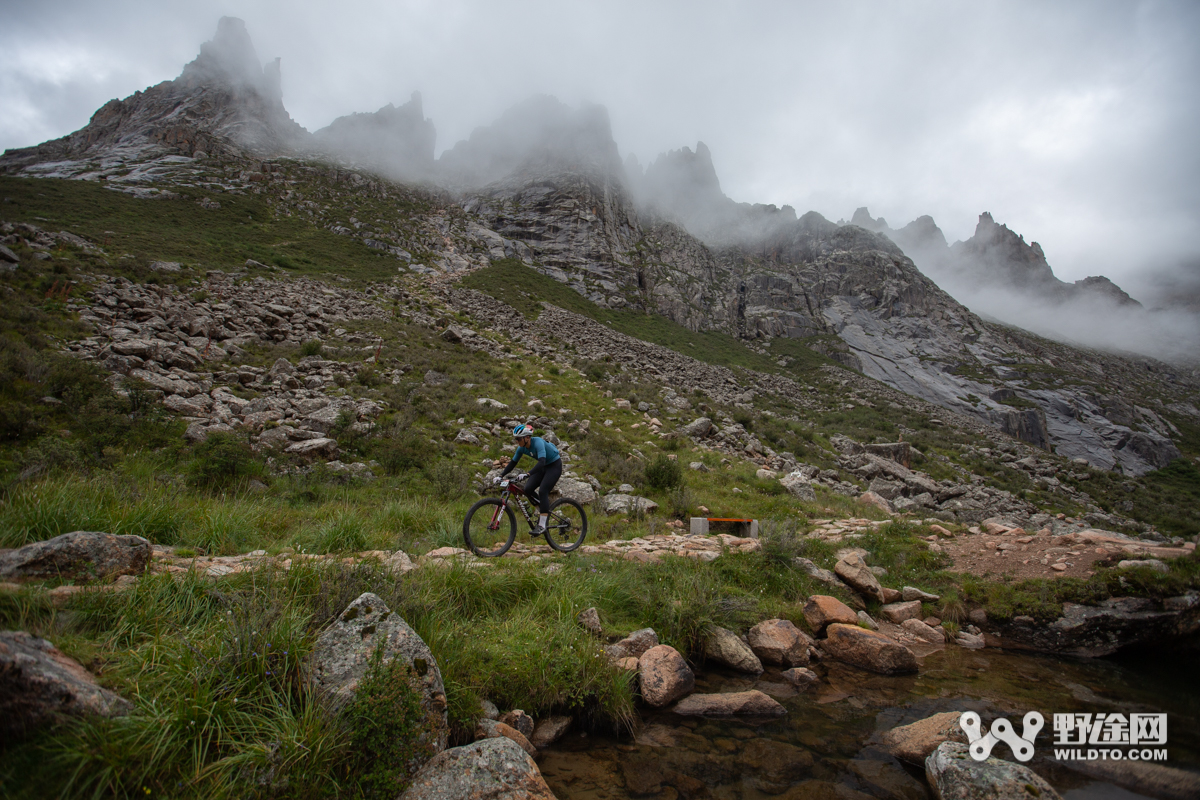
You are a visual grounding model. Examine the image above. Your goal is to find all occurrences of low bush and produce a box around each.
[186,432,265,490]
[344,647,441,799]
[644,454,683,491]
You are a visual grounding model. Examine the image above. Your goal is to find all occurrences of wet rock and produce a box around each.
[529,715,572,749]
[748,619,813,667]
[600,494,658,515]
[475,718,536,757]
[499,709,534,739]
[638,644,694,707]
[878,711,968,765]
[834,553,886,603]
[803,595,859,635]
[985,592,1200,657]
[0,531,150,582]
[781,667,819,688]
[0,630,133,740]
[576,606,602,636]
[1061,758,1200,800]
[400,737,555,800]
[702,625,764,674]
[954,631,986,650]
[925,741,1060,800]
[823,623,918,675]
[881,600,924,623]
[309,593,448,753]
[672,689,786,717]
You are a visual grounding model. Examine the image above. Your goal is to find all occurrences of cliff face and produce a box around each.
[455,138,1181,474]
[0,17,307,173]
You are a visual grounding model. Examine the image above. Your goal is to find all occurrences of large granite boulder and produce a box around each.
[601,494,659,515]
[878,711,969,765]
[925,741,1060,800]
[747,619,812,667]
[823,623,918,675]
[475,718,536,757]
[0,531,150,582]
[779,472,817,501]
[803,595,858,634]
[400,737,556,800]
[309,593,448,752]
[553,476,597,504]
[672,690,786,717]
[638,644,694,707]
[701,626,763,674]
[0,630,132,740]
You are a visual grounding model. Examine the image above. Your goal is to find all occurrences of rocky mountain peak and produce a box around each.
[952,211,1056,287]
[849,207,888,233]
[177,17,274,97]
[438,95,623,189]
[0,17,307,172]
[313,92,436,181]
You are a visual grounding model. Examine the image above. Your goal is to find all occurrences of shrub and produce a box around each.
[645,454,683,491]
[373,436,424,474]
[298,339,323,357]
[186,432,265,489]
[344,647,441,798]
[667,484,694,519]
[424,461,471,500]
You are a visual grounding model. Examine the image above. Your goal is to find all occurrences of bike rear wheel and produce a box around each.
[464,498,516,557]
[546,498,587,553]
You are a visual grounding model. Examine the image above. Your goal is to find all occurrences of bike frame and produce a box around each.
[492,477,568,532]
[491,479,539,530]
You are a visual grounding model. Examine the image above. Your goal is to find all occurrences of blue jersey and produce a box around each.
[513,436,560,465]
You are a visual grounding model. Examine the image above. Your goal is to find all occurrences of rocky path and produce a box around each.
[939,520,1194,580]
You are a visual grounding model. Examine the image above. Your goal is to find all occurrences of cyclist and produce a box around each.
[496,423,561,536]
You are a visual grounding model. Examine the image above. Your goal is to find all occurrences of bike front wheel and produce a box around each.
[464,498,516,557]
[546,498,587,553]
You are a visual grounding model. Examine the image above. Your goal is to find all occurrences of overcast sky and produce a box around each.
[2,0,1197,298]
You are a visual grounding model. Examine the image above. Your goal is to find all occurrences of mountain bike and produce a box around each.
[462,473,587,557]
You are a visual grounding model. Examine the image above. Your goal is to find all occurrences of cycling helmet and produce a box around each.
[512,423,534,438]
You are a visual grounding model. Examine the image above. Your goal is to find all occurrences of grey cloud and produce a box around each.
[1,0,1198,297]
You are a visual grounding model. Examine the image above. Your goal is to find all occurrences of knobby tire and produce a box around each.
[464,497,516,557]
[546,498,587,553]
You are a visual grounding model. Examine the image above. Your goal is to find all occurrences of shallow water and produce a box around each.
[538,643,1200,799]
